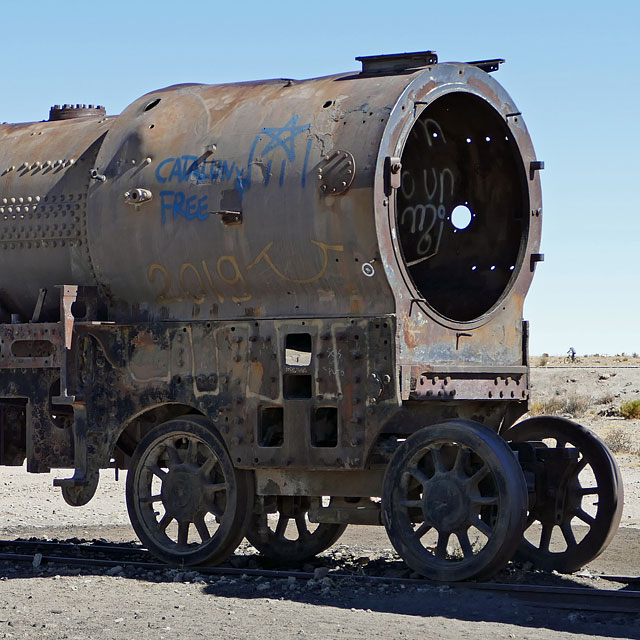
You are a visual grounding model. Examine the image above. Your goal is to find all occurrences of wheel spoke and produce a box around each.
[178,521,190,546]
[413,522,431,540]
[574,457,588,475]
[407,466,430,487]
[578,486,600,496]
[555,439,567,449]
[141,494,163,504]
[149,463,167,480]
[156,512,173,533]
[199,455,218,478]
[468,464,489,488]
[204,482,227,497]
[523,514,536,532]
[274,513,289,539]
[435,532,450,560]
[574,508,596,527]
[431,447,445,473]
[206,501,223,519]
[474,517,492,538]
[295,514,310,540]
[401,499,423,509]
[457,529,473,559]
[164,442,182,467]
[186,438,199,465]
[560,522,577,548]
[470,495,498,507]
[539,524,553,553]
[194,515,211,542]
[453,446,468,474]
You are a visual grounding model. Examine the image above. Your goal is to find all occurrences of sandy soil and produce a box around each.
[0,358,639,639]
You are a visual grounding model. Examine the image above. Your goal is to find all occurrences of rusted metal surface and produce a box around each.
[254,469,384,497]
[0,50,544,480]
[1,51,601,581]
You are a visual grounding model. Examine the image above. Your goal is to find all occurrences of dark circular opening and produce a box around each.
[396,92,528,322]
[71,300,87,319]
[144,98,161,112]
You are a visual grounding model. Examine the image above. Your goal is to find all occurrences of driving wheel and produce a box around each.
[383,420,527,582]
[505,416,623,572]
[246,496,347,563]
[126,415,253,566]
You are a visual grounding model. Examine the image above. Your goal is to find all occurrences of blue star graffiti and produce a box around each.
[155,115,313,223]
[247,115,313,188]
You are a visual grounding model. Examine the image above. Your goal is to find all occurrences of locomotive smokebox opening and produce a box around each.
[396,92,528,322]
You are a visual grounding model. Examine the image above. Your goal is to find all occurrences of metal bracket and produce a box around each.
[30,288,47,323]
[357,50,438,75]
[456,332,472,350]
[529,160,545,180]
[211,210,243,226]
[385,156,402,194]
[53,404,99,506]
[409,298,427,316]
[530,253,544,272]
[53,285,78,405]
[467,59,505,73]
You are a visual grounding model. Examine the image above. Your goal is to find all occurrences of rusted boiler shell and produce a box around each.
[0,54,541,337]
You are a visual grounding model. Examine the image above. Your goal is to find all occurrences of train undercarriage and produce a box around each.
[0,287,624,582]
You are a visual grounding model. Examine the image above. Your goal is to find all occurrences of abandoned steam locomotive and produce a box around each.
[0,51,623,581]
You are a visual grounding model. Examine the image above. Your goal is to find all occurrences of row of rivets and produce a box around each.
[0,205,81,215]
[0,239,80,249]
[1,158,75,174]
[0,193,84,205]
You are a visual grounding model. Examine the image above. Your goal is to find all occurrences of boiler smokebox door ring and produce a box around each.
[392,91,530,325]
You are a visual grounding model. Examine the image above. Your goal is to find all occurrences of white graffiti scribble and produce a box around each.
[400,118,454,260]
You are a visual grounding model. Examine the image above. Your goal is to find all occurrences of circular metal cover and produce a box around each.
[317,150,355,195]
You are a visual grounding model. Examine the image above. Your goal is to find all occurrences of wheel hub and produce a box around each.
[162,468,203,520]
[423,476,468,532]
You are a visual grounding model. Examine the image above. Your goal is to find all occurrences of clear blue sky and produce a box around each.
[2,1,638,355]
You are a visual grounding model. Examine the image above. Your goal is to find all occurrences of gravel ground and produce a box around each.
[0,360,639,639]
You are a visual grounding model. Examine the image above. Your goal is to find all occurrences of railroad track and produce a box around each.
[0,538,639,614]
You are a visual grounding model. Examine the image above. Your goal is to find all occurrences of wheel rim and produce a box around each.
[506,416,624,572]
[127,420,250,565]
[383,421,526,581]
[246,496,346,563]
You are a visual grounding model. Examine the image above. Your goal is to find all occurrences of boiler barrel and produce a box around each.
[0,54,541,327]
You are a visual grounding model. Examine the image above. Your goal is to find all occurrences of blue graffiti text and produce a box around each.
[160,191,209,223]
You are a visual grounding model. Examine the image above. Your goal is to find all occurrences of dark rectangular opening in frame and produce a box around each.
[311,407,338,447]
[283,374,312,399]
[258,406,284,447]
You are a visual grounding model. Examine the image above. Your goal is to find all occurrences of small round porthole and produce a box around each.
[144,98,161,112]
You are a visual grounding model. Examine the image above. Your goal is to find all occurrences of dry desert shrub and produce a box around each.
[597,391,615,405]
[529,394,591,417]
[603,428,634,454]
[528,401,546,416]
[620,399,640,419]
[563,394,591,417]
[538,354,549,367]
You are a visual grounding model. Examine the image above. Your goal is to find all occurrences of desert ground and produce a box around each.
[0,356,639,639]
